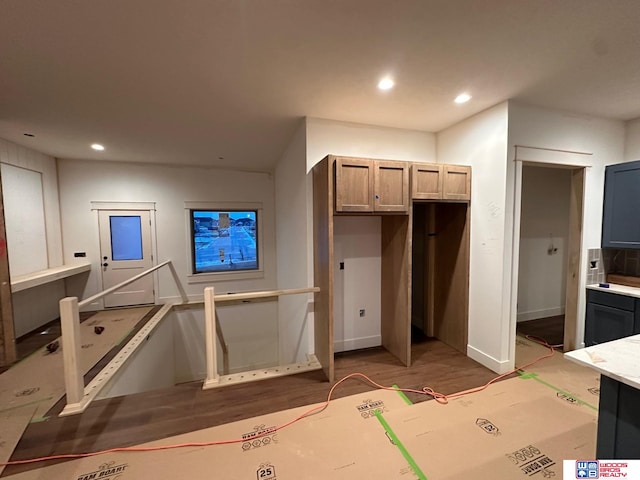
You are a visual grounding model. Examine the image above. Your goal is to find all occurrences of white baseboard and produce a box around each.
[334,335,381,353]
[467,345,513,374]
[517,306,565,323]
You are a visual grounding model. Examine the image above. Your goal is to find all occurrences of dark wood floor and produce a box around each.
[516,315,565,348]
[0,312,97,375]
[3,336,500,476]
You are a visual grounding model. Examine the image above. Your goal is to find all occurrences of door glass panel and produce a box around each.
[110,216,143,260]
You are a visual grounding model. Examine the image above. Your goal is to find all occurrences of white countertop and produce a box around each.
[586,283,640,299]
[565,335,640,390]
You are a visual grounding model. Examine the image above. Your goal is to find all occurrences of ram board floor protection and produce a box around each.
[5,387,416,480]
[4,344,601,480]
[516,335,601,411]
[0,306,154,475]
[379,373,597,480]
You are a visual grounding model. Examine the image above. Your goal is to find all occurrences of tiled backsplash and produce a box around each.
[587,248,606,285]
[602,248,640,277]
[585,248,640,285]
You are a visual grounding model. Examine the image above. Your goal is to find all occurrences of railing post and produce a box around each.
[203,286,219,388]
[60,297,84,406]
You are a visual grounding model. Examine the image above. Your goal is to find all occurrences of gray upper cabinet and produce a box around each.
[602,160,640,249]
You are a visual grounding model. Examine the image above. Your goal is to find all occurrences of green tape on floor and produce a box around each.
[393,384,413,405]
[29,416,50,424]
[517,370,598,411]
[0,396,54,415]
[375,411,427,480]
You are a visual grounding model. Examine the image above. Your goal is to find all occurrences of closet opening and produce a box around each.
[411,202,470,358]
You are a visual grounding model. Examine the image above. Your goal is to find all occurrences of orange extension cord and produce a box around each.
[0,335,557,467]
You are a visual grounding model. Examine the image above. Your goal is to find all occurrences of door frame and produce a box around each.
[509,146,591,367]
[91,202,158,309]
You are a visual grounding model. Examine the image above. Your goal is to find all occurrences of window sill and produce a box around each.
[186,269,264,284]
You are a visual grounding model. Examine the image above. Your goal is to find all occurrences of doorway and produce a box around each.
[98,209,155,308]
[515,164,584,351]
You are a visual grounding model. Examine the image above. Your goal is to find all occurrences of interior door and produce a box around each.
[98,210,154,308]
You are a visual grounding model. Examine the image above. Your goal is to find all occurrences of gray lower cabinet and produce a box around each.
[597,375,640,459]
[585,290,640,347]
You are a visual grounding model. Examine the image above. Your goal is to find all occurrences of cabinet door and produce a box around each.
[442,165,471,201]
[374,160,409,212]
[411,163,443,200]
[602,160,640,248]
[335,157,374,212]
[585,303,634,346]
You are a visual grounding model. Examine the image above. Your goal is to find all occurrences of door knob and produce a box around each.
[102,262,109,267]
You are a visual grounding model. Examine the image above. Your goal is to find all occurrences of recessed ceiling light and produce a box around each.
[23,133,35,137]
[378,77,395,91]
[91,143,105,151]
[454,93,472,104]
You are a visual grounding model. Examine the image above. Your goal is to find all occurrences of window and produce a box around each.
[189,208,259,274]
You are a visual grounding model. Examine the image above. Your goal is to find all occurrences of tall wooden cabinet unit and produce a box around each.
[313,155,470,381]
[314,156,411,381]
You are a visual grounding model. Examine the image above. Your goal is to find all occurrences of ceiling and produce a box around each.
[1,1,640,171]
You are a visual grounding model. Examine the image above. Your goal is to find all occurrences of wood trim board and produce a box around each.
[313,159,334,381]
[564,167,585,351]
[0,168,16,367]
[381,215,411,366]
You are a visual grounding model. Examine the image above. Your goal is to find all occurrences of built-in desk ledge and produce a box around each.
[11,262,92,293]
[586,282,640,299]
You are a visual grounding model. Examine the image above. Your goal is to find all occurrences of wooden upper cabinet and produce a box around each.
[335,157,374,212]
[411,163,443,200]
[442,165,471,201]
[334,157,409,213]
[374,160,409,212]
[411,163,471,202]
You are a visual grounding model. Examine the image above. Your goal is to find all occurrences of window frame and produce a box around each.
[185,201,264,283]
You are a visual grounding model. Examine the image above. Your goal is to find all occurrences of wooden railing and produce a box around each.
[202,286,320,389]
[59,262,319,415]
[59,260,186,416]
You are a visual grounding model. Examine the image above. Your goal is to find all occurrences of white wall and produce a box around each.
[57,159,277,306]
[274,121,312,364]
[0,138,63,268]
[306,118,437,172]
[333,216,381,352]
[172,303,278,382]
[624,118,640,160]
[508,102,625,359]
[517,166,571,322]
[0,138,69,336]
[96,313,175,400]
[1,163,48,275]
[57,159,280,372]
[436,102,510,372]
